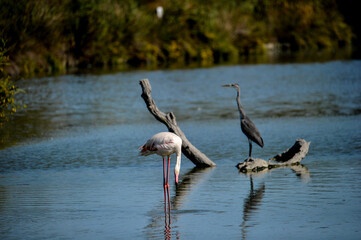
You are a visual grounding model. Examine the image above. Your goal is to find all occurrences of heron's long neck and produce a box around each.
[236,89,246,119]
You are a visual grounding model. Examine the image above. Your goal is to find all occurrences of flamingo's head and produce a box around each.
[174,168,179,185]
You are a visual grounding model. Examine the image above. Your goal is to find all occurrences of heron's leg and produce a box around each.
[248,139,252,160]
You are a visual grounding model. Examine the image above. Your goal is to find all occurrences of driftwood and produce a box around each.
[139,79,216,167]
[237,139,310,172]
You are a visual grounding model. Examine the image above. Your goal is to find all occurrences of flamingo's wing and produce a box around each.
[139,132,177,156]
[139,140,158,156]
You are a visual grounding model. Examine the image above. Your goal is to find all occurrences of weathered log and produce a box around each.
[237,139,310,172]
[236,158,269,172]
[269,139,310,165]
[139,79,216,167]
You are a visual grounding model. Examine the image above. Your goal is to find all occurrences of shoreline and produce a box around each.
[7,45,355,79]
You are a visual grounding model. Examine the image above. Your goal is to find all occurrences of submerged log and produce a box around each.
[139,79,216,167]
[237,139,310,172]
[236,158,269,172]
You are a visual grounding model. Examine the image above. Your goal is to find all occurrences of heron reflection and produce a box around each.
[240,175,266,240]
[239,163,310,238]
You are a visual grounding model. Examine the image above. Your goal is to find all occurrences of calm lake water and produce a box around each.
[1,60,361,239]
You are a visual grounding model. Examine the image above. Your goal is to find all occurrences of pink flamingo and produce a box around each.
[139,132,182,222]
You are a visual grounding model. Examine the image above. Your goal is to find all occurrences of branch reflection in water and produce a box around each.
[289,164,311,181]
[239,164,310,239]
[172,167,213,210]
[146,167,214,239]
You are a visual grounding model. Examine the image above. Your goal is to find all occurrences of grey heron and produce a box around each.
[222,83,264,160]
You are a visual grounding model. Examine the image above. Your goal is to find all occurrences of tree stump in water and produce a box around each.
[139,79,216,167]
[237,139,310,172]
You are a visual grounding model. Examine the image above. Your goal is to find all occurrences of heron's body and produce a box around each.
[241,115,264,148]
[223,83,264,159]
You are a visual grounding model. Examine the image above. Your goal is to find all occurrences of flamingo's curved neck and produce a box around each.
[174,151,181,184]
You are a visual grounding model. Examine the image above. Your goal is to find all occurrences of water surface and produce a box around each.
[1,61,361,239]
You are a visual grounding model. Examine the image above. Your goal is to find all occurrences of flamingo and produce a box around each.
[139,132,182,185]
[139,132,182,222]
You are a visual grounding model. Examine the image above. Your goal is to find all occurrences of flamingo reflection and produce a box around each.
[145,167,213,239]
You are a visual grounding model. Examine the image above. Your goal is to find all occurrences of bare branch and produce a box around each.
[139,79,216,167]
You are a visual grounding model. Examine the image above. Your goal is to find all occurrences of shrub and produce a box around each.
[0,40,25,123]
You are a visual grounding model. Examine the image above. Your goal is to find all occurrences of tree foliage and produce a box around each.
[0,0,353,76]
[0,40,25,123]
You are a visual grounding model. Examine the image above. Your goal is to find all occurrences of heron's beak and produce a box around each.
[222,84,232,87]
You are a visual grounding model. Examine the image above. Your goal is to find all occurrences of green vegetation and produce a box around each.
[0,40,25,123]
[0,0,354,76]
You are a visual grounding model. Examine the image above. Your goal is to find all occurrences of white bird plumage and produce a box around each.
[139,132,182,184]
[139,131,182,223]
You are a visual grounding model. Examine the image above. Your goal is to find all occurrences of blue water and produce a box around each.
[1,60,361,239]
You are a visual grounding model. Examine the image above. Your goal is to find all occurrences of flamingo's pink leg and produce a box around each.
[166,156,171,222]
[163,157,167,217]
[166,156,171,188]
